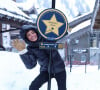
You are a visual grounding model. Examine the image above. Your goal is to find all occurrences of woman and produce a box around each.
[12,25,66,90]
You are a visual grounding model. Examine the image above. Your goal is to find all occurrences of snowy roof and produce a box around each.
[70,20,91,34]
[69,11,92,29]
[0,0,34,24]
[58,15,91,43]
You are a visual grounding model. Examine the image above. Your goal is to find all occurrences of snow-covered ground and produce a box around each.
[0,51,100,90]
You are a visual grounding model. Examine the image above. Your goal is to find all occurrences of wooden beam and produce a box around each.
[92,0,100,30]
[0,17,34,28]
[0,24,2,45]
[93,24,100,29]
[0,28,20,34]
[95,20,100,23]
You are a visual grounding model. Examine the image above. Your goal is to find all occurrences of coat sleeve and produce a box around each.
[20,52,37,69]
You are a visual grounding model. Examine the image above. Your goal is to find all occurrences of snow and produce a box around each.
[16,0,37,11]
[0,9,33,23]
[0,0,96,23]
[0,0,95,24]
[15,0,96,22]
[0,0,33,23]
[55,0,96,21]
[70,20,91,34]
[0,51,100,90]
[0,0,99,90]
[67,65,100,90]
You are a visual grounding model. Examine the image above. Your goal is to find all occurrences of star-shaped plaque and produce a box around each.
[37,9,68,41]
[42,14,64,36]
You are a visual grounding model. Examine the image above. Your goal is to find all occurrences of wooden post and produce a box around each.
[0,24,2,45]
[98,41,100,70]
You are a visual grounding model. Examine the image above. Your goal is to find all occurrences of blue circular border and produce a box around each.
[37,8,68,41]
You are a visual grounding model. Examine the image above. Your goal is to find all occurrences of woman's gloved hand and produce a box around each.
[12,39,26,51]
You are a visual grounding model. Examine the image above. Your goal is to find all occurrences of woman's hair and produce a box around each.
[20,25,42,45]
[20,25,38,40]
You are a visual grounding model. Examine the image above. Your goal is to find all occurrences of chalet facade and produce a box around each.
[64,21,90,65]
[90,0,100,66]
[59,0,99,65]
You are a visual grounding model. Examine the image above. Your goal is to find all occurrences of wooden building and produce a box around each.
[59,0,99,65]
[0,0,37,50]
[90,0,100,65]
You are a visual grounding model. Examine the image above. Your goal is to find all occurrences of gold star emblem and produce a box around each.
[42,14,64,36]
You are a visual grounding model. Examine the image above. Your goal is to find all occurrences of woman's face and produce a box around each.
[26,30,38,42]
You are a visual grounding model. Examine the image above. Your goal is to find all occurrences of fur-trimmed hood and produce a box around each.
[20,25,42,47]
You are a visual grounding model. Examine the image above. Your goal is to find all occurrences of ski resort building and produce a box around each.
[90,0,100,66]
[59,0,100,65]
[0,0,99,66]
[0,0,37,50]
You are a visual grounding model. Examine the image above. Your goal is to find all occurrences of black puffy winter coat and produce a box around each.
[20,25,65,74]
